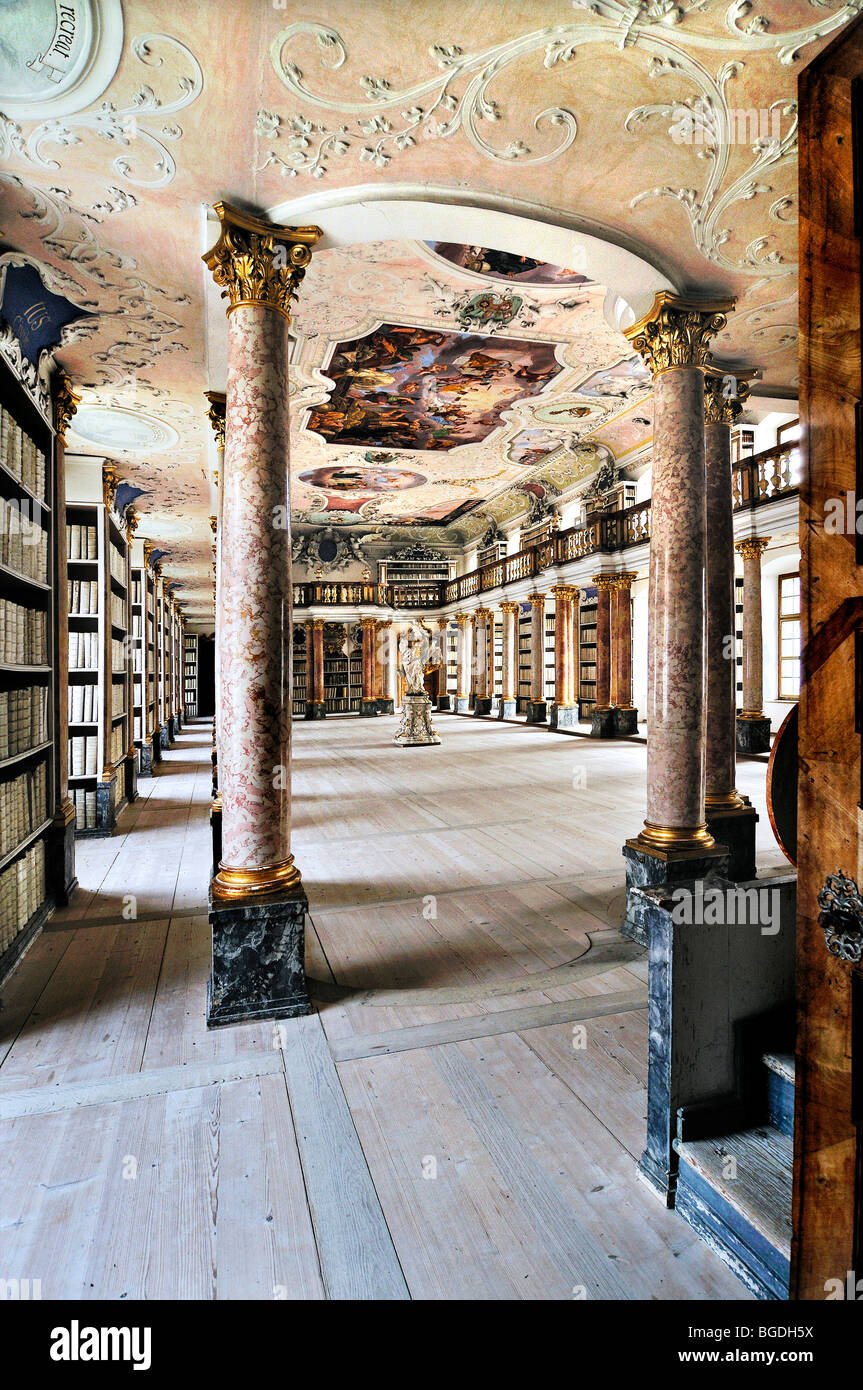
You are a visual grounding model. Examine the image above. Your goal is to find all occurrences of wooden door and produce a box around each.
[796,18,863,1297]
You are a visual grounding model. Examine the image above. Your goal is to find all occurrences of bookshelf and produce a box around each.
[491,613,502,709]
[0,355,57,982]
[445,624,458,703]
[65,463,134,835]
[145,561,159,761]
[349,625,362,713]
[184,632,198,718]
[544,609,556,703]
[578,588,598,718]
[130,538,153,772]
[517,610,532,714]
[323,623,350,713]
[292,625,307,718]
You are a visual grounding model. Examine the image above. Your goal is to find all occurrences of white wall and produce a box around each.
[758,541,800,728]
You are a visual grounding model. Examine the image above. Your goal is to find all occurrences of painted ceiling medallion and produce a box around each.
[68,404,179,452]
[428,243,590,286]
[0,0,124,119]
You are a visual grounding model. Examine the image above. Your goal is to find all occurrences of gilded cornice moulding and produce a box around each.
[202,201,322,323]
[624,291,735,377]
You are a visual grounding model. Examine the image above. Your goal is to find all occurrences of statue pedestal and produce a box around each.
[393,693,441,747]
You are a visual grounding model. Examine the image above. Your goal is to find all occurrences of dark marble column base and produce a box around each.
[152,731,163,765]
[160,725,170,750]
[96,774,118,835]
[305,702,326,720]
[124,752,138,805]
[705,802,758,882]
[48,804,77,906]
[498,699,517,719]
[736,714,771,754]
[549,703,579,730]
[613,706,639,736]
[167,716,176,742]
[360,699,380,717]
[437,694,451,712]
[474,697,493,716]
[456,696,471,713]
[591,706,616,738]
[525,700,547,724]
[139,738,154,776]
[210,801,222,879]
[207,880,312,1027]
[377,698,395,714]
[622,840,730,946]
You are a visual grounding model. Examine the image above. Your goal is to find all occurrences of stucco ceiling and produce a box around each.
[1,0,847,615]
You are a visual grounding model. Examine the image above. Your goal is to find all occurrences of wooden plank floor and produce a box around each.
[0,715,772,1299]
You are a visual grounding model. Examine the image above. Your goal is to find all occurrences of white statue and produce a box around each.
[398,621,441,696]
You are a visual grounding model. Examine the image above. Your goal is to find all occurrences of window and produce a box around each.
[778,572,801,700]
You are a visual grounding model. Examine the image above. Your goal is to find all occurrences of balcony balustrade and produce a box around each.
[293,441,798,612]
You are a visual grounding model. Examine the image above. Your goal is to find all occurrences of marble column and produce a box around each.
[202,199,321,1026]
[526,592,547,723]
[498,601,519,719]
[550,585,578,730]
[621,293,732,934]
[735,536,772,754]
[592,574,616,738]
[610,572,639,736]
[473,608,492,715]
[377,620,394,713]
[305,618,326,719]
[704,373,758,877]
[205,391,225,799]
[456,613,473,713]
[49,376,79,903]
[436,618,451,710]
[360,616,379,715]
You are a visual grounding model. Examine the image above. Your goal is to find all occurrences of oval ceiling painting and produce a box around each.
[428,243,591,287]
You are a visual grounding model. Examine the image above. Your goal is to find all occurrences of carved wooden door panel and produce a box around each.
[796,24,863,1298]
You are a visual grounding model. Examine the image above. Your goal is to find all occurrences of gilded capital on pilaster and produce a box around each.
[312,617,325,631]
[360,616,377,629]
[550,584,578,600]
[209,515,218,536]
[126,508,139,541]
[609,570,637,591]
[703,364,754,426]
[53,373,80,443]
[202,201,322,323]
[500,601,520,613]
[624,291,735,378]
[456,613,472,627]
[102,465,119,510]
[528,592,546,608]
[592,574,617,592]
[204,390,226,450]
[735,536,770,561]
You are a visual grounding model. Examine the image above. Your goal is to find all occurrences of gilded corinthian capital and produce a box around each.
[53,374,80,443]
[624,291,736,378]
[204,390,226,450]
[703,364,754,425]
[202,201,322,322]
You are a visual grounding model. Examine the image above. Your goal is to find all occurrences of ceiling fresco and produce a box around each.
[306,323,563,455]
[0,0,855,614]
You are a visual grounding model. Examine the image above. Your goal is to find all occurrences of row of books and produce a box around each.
[133,714,143,742]
[0,599,48,665]
[109,723,124,767]
[112,684,125,716]
[70,630,99,669]
[69,578,100,615]
[68,683,98,724]
[0,686,49,760]
[110,592,126,629]
[66,523,98,560]
[0,839,46,957]
[0,760,47,859]
[132,577,143,605]
[109,542,125,586]
[111,637,126,671]
[72,786,97,831]
[69,733,99,777]
[0,406,47,500]
[0,496,48,582]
